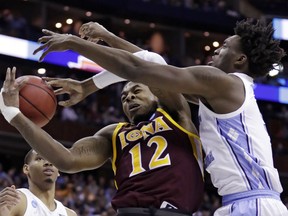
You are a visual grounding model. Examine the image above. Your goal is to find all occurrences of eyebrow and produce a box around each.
[121,84,141,96]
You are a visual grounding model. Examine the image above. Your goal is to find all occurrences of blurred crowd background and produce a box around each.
[0,0,287,215]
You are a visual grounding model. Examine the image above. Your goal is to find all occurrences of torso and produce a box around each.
[198,72,283,196]
[17,188,68,216]
[111,108,204,213]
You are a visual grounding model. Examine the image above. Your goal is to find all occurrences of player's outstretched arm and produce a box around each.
[43,21,146,107]
[44,33,166,107]
[45,22,148,107]
[79,21,142,53]
[0,67,114,173]
[33,30,234,101]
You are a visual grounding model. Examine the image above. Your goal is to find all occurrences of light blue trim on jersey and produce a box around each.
[216,114,271,191]
[223,189,280,206]
[229,199,258,216]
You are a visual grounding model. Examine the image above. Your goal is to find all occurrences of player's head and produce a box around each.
[210,19,285,77]
[23,149,59,190]
[121,82,158,124]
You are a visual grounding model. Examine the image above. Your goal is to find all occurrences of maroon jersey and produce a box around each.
[111,108,204,213]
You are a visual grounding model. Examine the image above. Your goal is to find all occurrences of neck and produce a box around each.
[29,183,56,210]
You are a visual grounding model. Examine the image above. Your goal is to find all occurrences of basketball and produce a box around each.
[16,75,57,127]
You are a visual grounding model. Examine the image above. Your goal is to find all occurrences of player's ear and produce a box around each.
[23,164,29,175]
[235,54,247,66]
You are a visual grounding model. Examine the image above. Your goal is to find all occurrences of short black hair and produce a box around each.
[24,149,34,164]
[234,18,286,77]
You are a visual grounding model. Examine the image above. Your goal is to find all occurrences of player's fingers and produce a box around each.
[42,29,56,36]
[6,67,11,81]
[0,187,20,199]
[79,23,89,34]
[54,88,69,95]
[87,37,100,43]
[3,67,12,88]
[33,43,48,55]
[11,67,16,83]
[43,77,70,85]
[5,67,11,80]
[0,199,19,207]
[42,77,56,81]
[58,100,74,107]
[37,36,53,44]
[48,81,73,91]
[79,28,86,38]
[16,77,29,90]
[46,81,64,88]
[0,192,21,205]
[39,47,52,62]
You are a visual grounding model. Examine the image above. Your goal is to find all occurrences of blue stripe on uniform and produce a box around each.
[217,114,271,190]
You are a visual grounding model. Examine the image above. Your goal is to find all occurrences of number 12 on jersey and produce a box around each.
[129,136,171,177]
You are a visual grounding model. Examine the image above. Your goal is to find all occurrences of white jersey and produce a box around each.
[199,72,283,196]
[18,188,68,216]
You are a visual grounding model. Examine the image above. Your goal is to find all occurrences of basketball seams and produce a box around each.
[19,94,51,121]
[26,82,57,105]
[17,75,57,127]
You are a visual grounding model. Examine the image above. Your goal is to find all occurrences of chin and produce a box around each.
[44,178,54,184]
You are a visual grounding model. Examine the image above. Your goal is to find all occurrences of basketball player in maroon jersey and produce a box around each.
[1,65,204,215]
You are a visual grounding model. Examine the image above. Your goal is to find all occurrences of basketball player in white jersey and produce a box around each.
[0,150,76,216]
[32,19,288,215]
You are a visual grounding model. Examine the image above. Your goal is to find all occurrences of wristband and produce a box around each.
[0,88,20,123]
[92,70,126,89]
[92,50,167,89]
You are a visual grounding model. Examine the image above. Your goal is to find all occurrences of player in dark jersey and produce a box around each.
[112,83,203,213]
[1,67,204,215]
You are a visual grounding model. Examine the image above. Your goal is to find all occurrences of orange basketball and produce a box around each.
[17,76,57,127]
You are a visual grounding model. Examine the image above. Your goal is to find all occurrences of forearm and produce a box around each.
[69,36,139,81]
[80,76,99,95]
[10,114,73,171]
[102,32,142,53]
[87,50,169,94]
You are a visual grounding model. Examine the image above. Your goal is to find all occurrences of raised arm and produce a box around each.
[34,31,242,113]
[44,22,148,107]
[0,67,114,173]
[79,21,142,53]
[44,50,164,107]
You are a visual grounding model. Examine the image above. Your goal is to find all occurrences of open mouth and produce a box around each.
[129,104,140,111]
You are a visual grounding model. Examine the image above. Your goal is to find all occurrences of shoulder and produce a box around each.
[95,123,122,137]
[10,189,27,216]
[65,207,77,216]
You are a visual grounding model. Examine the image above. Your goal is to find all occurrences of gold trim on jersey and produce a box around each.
[157,108,204,177]
[157,108,200,139]
[112,122,127,190]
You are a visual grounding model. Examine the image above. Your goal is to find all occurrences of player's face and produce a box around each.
[121,82,158,124]
[209,35,244,73]
[24,151,59,190]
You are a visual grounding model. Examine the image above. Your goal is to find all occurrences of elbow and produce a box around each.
[53,158,76,174]
[120,55,144,82]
